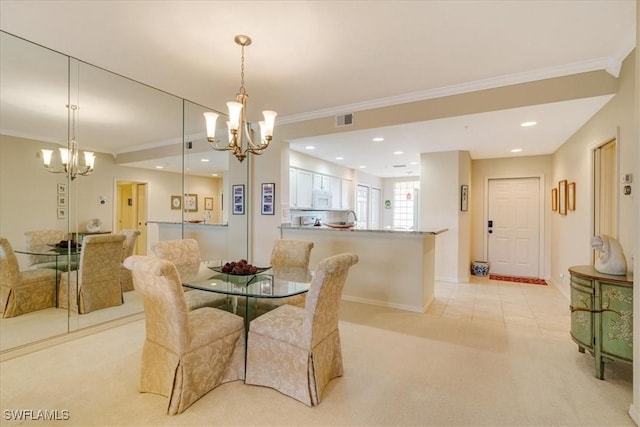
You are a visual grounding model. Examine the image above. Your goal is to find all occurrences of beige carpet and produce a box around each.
[0,279,634,426]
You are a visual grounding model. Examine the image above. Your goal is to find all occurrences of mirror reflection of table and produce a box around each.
[181,261,312,328]
[14,244,81,307]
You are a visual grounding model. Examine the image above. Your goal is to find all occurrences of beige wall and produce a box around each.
[551,50,636,299]
[470,155,553,278]
[0,134,221,268]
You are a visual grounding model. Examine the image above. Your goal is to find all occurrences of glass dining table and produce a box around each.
[181,261,313,328]
[14,244,81,307]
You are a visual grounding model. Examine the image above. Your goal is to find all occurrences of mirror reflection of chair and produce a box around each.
[58,234,126,314]
[245,252,359,406]
[123,255,245,415]
[119,229,141,292]
[1,237,59,318]
[24,229,77,271]
[152,239,226,310]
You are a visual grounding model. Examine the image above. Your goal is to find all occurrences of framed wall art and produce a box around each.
[460,185,468,212]
[57,183,66,194]
[57,207,66,219]
[551,188,558,211]
[204,197,214,210]
[568,182,576,211]
[261,183,275,215]
[184,194,198,212]
[558,180,567,215]
[232,184,245,215]
[170,195,182,210]
[57,195,66,206]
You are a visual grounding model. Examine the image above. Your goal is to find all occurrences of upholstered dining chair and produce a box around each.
[265,239,314,308]
[24,229,73,271]
[152,238,226,310]
[123,255,245,415]
[0,237,59,318]
[119,229,141,292]
[245,252,359,406]
[58,234,126,314]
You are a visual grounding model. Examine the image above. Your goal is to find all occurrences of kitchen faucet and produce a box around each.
[346,210,358,223]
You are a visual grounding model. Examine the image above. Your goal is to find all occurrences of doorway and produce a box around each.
[116,181,148,255]
[593,138,617,263]
[487,177,541,277]
[370,187,382,229]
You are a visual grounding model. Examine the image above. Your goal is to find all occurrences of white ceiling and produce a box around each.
[0,1,636,177]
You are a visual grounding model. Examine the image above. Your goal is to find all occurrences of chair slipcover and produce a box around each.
[0,237,58,318]
[24,229,75,271]
[266,239,314,308]
[119,229,141,292]
[245,252,358,406]
[58,234,126,313]
[152,239,226,310]
[124,255,245,415]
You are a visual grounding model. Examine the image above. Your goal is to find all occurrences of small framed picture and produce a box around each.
[57,207,66,219]
[171,195,182,210]
[204,197,214,211]
[558,180,567,215]
[57,195,66,206]
[261,183,275,215]
[551,188,558,211]
[568,182,576,211]
[57,183,66,195]
[232,184,245,215]
[184,194,198,212]
[460,185,468,212]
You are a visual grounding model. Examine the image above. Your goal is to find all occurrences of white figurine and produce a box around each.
[591,235,627,275]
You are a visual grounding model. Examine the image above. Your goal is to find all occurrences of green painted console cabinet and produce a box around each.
[569,265,633,380]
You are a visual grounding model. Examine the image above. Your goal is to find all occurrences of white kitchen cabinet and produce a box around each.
[330,176,341,209]
[341,179,353,209]
[289,168,297,207]
[313,174,333,191]
[295,169,313,208]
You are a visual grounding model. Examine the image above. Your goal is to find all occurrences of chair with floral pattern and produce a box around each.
[58,234,126,313]
[124,255,245,415]
[245,252,359,406]
[0,237,59,318]
[152,239,226,310]
[119,229,141,292]
[24,229,76,271]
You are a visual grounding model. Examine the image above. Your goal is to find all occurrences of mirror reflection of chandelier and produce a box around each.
[203,35,277,163]
[41,104,95,180]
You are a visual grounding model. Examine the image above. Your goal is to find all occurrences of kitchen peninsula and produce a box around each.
[280,225,447,312]
[148,221,229,261]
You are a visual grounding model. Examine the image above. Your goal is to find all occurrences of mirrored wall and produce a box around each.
[0,31,248,352]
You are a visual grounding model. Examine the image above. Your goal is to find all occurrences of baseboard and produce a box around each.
[0,312,144,362]
[546,277,570,301]
[435,275,464,283]
[342,295,427,313]
[629,404,640,426]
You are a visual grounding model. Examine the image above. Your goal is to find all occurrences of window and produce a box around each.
[393,181,419,230]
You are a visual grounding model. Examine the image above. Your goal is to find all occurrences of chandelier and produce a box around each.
[203,35,277,163]
[41,105,95,180]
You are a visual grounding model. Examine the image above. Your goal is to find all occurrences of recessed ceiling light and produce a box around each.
[521,121,537,127]
[335,156,344,160]
[372,137,384,142]
[212,173,218,177]
[393,151,404,155]
[305,145,315,150]
[511,148,523,153]
[410,161,419,165]
[359,165,366,169]
[200,158,209,162]
[155,166,164,169]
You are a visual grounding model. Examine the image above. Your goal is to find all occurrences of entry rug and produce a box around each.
[489,274,547,285]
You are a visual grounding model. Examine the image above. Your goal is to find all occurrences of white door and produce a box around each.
[356,184,369,228]
[487,178,540,277]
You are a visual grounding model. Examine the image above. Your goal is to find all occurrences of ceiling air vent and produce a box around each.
[335,113,354,127]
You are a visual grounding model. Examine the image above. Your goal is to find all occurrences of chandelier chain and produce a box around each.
[239,44,246,96]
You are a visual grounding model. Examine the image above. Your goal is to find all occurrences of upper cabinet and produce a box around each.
[289,167,352,210]
[290,168,313,209]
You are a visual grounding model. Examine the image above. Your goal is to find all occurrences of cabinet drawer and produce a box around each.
[570,275,593,289]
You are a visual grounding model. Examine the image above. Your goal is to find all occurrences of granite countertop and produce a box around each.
[148,220,228,227]
[279,224,448,235]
